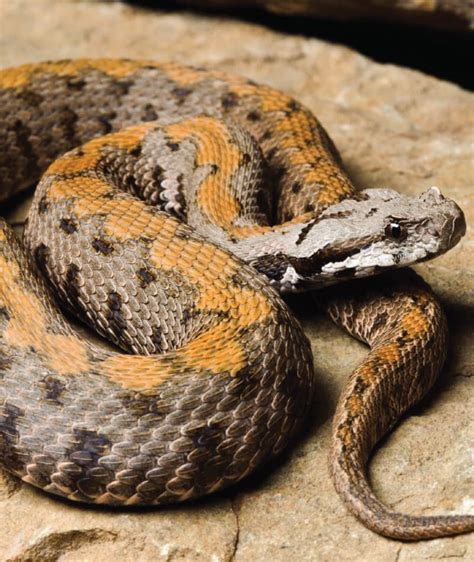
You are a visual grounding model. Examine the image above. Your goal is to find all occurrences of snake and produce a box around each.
[0,59,472,541]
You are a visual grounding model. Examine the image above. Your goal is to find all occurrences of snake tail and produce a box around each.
[320,270,474,540]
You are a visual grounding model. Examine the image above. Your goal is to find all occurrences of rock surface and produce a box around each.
[1,1,473,560]
[172,0,474,30]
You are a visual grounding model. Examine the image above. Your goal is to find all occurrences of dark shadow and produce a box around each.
[129,1,473,90]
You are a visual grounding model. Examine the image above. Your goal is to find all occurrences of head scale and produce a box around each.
[247,187,466,292]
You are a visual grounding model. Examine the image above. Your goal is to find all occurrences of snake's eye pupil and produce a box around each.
[391,224,401,238]
[385,222,405,240]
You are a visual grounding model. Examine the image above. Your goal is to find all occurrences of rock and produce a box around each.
[171,0,474,30]
[1,1,473,561]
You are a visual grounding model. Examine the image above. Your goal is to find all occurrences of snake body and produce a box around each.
[0,60,472,540]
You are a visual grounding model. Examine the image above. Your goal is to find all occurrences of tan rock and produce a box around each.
[1,1,473,560]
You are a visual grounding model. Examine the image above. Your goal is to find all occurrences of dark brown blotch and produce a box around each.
[107,291,127,332]
[38,196,49,214]
[108,79,133,97]
[142,104,158,121]
[0,306,10,321]
[9,119,39,178]
[241,153,251,165]
[92,238,114,256]
[292,181,302,194]
[150,326,163,353]
[136,267,156,288]
[117,79,133,95]
[182,308,193,323]
[0,402,23,454]
[371,311,389,335]
[97,116,113,134]
[251,253,288,282]
[286,99,300,112]
[296,218,317,246]
[17,89,44,107]
[393,252,403,265]
[59,217,78,235]
[167,142,180,152]
[0,353,13,375]
[129,145,142,158]
[64,263,82,310]
[230,271,248,288]
[57,106,79,144]
[221,92,238,109]
[289,246,361,276]
[34,243,50,276]
[396,329,409,347]
[153,164,165,186]
[266,147,277,161]
[172,87,192,103]
[66,77,86,91]
[70,428,111,467]
[246,110,261,122]
[323,210,353,220]
[41,375,67,404]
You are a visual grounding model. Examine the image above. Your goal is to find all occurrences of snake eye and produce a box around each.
[385,222,406,240]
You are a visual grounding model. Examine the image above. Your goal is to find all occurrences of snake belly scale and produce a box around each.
[0,59,472,541]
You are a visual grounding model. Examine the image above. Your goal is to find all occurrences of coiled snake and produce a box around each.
[0,60,472,541]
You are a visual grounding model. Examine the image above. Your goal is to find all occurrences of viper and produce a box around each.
[0,59,472,541]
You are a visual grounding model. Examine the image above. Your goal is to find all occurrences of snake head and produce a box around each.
[247,186,466,292]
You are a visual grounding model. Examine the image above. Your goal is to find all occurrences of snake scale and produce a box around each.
[0,59,472,541]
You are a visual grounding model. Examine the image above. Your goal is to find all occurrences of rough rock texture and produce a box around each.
[171,0,474,30]
[1,1,473,560]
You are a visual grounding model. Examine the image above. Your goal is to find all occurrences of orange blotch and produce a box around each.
[160,62,209,86]
[99,321,246,391]
[0,59,163,89]
[98,354,176,391]
[46,176,112,203]
[0,256,90,376]
[197,284,272,327]
[100,200,174,242]
[86,123,154,153]
[180,323,246,376]
[166,117,242,229]
[46,150,101,176]
[399,300,431,339]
